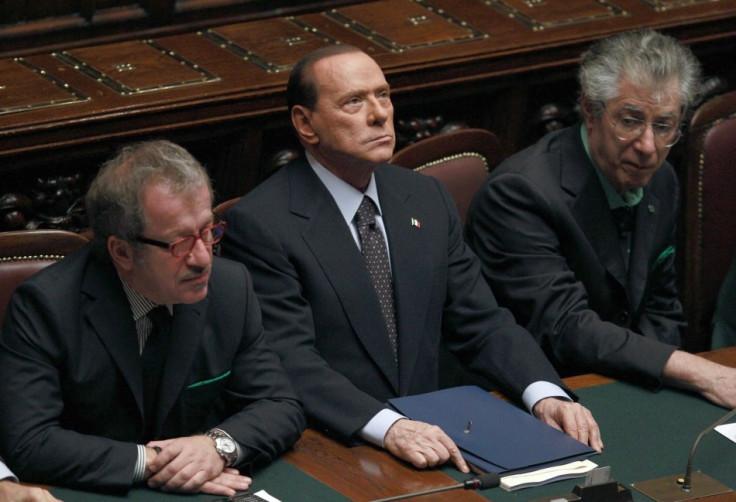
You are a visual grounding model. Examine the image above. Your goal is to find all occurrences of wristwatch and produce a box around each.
[205,428,238,467]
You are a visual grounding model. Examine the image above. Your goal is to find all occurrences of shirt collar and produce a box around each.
[118,273,172,321]
[580,123,643,209]
[306,151,382,226]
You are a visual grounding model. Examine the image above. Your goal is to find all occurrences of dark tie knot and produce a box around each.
[355,196,378,230]
[147,306,171,333]
[612,206,634,236]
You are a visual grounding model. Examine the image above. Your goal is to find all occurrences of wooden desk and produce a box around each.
[41,347,736,500]
[283,347,736,501]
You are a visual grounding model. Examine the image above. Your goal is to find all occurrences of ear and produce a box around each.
[108,235,136,272]
[291,105,319,145]
[579,95,596,128]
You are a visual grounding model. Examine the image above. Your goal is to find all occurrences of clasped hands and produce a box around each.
[145,435,250,497]
[384,398,602,473]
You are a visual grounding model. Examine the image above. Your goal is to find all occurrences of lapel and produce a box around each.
[82,258,145,416]
[561,128,628,290]
[375,166,433,395]
[628,191,659,311]
[154,299,207,435]
[290,162,400,393]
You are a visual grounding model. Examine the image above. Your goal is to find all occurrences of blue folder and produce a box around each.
[388,385,597,474]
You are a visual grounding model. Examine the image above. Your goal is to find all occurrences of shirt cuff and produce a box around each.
[358,408,406,448]
[133,444,146,483]
[522,381,571,414]
[0,462,17,483]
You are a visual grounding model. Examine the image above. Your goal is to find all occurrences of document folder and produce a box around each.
[389,386,597,475]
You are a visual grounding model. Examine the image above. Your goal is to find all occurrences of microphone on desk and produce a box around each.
[369,472,500,502]
[633,406,736,501]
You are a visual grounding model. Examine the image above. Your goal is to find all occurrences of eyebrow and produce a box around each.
[619,104,678,120]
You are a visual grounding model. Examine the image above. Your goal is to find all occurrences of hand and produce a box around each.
[0,480,61,502]
[384,419,470,473]
[663,350,736,409]
[533,398,603,453]
[145,436,251,496]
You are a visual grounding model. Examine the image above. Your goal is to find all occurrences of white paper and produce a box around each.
[254,490,282,502]
[500,459,598,491]
[715,422,736,443]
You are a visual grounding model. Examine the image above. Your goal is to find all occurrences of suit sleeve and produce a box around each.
[465,171,677,387]
[222,209,386,443]
[427,177,570,400]
[208,261,306,465]
[0,283,138,490]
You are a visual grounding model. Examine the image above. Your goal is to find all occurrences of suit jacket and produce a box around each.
[0,246,305,490]
[466,124,684,386]
[221,157,567,442]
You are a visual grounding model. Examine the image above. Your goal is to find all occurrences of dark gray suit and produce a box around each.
[0,246,305,490]
[466,124,683,386]
[222,157,568,442]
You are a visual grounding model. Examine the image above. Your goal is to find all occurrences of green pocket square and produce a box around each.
[653,245,675,270]
[187,370,231,389]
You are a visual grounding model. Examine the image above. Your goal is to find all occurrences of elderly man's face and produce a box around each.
[583,78,681,195]
[128,182,214,305]
[294,51,395,186]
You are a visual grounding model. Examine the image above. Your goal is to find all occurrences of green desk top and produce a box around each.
[443,381,736,501]
[51,455,349,502]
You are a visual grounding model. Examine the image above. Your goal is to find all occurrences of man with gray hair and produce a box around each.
[0,140,304,496]
[466,29,736,407]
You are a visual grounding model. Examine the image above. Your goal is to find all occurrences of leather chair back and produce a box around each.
[390,128,502,227]
[0,229,88,330]
[680,89,736,351]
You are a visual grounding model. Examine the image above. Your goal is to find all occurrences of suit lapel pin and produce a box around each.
[410,218,421,228]
[648,204,655,214]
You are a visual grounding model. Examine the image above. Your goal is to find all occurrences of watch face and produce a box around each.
[216,437,236,454]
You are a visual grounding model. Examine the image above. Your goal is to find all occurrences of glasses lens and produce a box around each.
[171,236,196,257]
[615,117,681,147]
[202,223,226,243]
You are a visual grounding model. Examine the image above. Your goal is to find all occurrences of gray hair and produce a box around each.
[86,140,213,256]
[579,29,702,116]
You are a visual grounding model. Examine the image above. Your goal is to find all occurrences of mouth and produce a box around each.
[368,134,394,144]
[182,271,210,286]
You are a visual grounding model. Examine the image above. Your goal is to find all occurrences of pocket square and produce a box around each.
[653,245,674,270]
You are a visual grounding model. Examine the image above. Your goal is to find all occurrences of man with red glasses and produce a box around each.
[0,140,304,496]
[466,29,736,408]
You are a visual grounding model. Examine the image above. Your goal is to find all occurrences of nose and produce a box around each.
[185,237,212,266]
[368,97,389,124]
[634,123,657,154]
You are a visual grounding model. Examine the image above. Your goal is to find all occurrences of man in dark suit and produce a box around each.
[0,140,305,495]
[221,44,602,474]
[466,29,736,407]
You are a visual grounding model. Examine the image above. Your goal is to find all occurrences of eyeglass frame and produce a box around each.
[603,105,682,148]
[135,220,227,257]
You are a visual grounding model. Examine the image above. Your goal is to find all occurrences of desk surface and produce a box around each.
[48,347,736,501]
[284,348,736,502]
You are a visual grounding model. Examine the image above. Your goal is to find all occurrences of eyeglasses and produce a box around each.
[135,221,227,257]
[604,106,681,148]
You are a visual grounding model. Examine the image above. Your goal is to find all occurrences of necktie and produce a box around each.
[142,306,171,438]
[355,196,398,361]
[612,206,635,236]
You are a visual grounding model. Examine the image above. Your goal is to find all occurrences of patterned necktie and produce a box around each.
[142,306,171,437]
[355,196,398,361]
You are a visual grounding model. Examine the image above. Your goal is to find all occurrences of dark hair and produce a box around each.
[286,44,364,111]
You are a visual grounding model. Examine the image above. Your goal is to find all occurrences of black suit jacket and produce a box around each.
[222,157,567,442]
[466,124,683,386]
[0,246,305,490]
